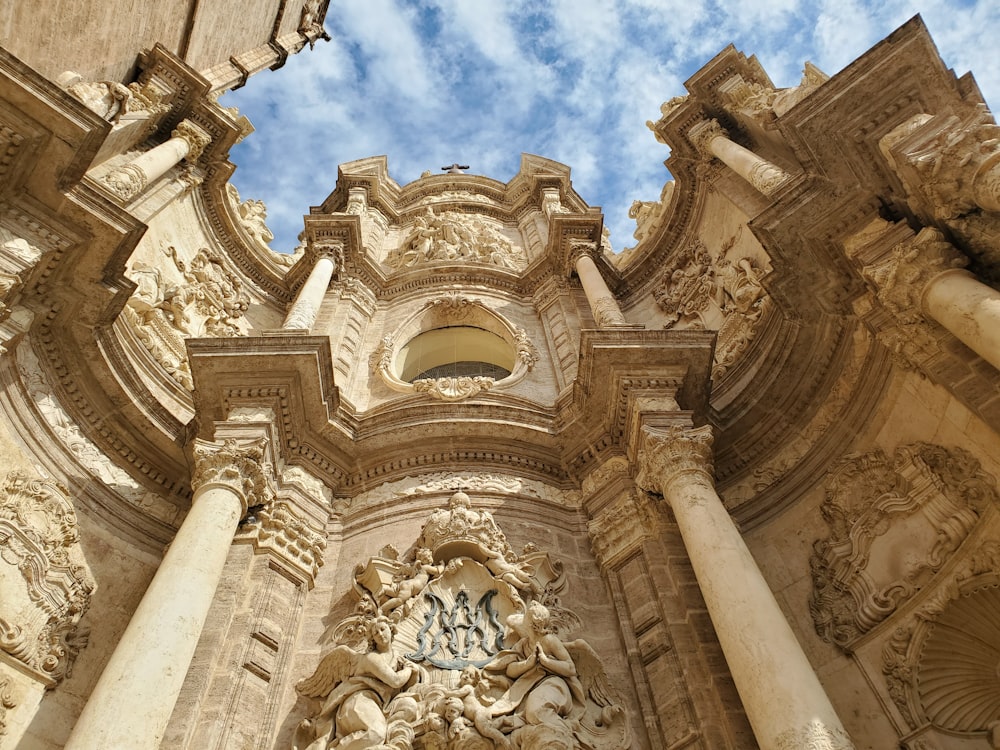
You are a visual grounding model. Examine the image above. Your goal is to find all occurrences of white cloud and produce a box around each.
[223,0,1000,254]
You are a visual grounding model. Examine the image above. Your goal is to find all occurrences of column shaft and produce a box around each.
[64,483,245,749]
[923,268,1000,371]
[708,135,791,197]
[575,253,628,326]
[283,255,336,330]
[639,427,854,750]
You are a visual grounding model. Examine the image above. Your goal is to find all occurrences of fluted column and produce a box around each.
[689,118,791,197]
[64,439,273,750]
[569,240,629,327]
[636,425,854,750]
[100,118,211,202]
[282,242,341,330]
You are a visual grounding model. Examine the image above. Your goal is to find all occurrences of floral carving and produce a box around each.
[101,162,148,201]
[809,442,997,649]
[294,492,629,750]
[388,208,526,270]
[0,675,14,737]
[0,471,95,684]
[635,424,715,498]
[412,375,494,401]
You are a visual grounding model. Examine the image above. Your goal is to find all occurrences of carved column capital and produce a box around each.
[863,228,968,321]
[172,119,212,162]
[687,118,728,158]
[100,162,148,201]
[587,490,659,569]
[190,438,274,513]
[311,238,344,265]
[235,499,327,586]
[636,424,715,498]
[566,238,599,268]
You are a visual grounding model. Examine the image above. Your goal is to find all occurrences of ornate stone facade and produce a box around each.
[0,11,998,750]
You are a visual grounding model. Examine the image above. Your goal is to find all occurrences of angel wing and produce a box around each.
[564,639,621,709]
[296,645,362,699]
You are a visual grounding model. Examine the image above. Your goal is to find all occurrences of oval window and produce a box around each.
[397,326,514,383]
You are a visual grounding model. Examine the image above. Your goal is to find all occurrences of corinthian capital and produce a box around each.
[687,118,728,158]
[567,238,599,267]
[191,438,274,511]
[172,119,212,162]
[636,424,715,497]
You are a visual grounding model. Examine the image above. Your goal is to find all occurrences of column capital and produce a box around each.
[190,438,274,513]
[172,119,212,162]
[862,227,967,319]
[636,424,715,497]
[567,237,599,268]
[687,118,728,158]
[311,238,345,265]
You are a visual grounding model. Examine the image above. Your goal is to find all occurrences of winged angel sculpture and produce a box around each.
[292,492,631,750]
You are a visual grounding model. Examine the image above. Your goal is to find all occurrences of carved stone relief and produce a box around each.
[653,233,770,378]
[0,675,14,737]
[226,183,276,249]
[809,442,998,649]
[387,208,526,270]
[57,71,167,124]
[123,243,250,389]
[293,492,630,750]
[880,539,1000,742]
[235,499,327,584]
[0,470,95,685]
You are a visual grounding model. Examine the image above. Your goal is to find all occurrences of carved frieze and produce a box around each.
[0,471,95,685]
[387,208,526,270]
[294,492,630,750]
[653,235,770,378]
[810,442,997,649]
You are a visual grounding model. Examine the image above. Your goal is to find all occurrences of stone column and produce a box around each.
[689,118,791,197]
[64,439,273,750]
[862,227,1000,372]
[282,242,341,331]
[636,425,854,750]
[100,118,211,202]
[569,240,629,327]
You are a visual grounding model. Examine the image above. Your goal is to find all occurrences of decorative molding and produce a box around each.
[0,471,95,685]
[810,442,997,649]
[773,720,854,750]
[235,500,327,585]
[191,438,275,511]
[412,375,494,401]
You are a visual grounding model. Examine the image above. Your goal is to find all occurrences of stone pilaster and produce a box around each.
[636,424,855,750]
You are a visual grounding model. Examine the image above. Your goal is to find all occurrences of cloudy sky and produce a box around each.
[222,0,1000,254]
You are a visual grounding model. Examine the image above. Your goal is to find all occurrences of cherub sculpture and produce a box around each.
[294,616,421,750]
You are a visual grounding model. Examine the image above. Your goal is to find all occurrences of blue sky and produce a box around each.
[222,0,1000,254]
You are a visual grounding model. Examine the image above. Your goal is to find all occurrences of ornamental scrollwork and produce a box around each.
[0,471,95,685]
[809,442,997,649]
[293,491,630,750]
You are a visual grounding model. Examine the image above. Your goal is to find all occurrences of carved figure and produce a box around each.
[387,209,525,270]
[294,615,420,750]
[380,547,447,616]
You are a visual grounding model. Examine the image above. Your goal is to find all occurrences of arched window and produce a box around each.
[397,326,514,382]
